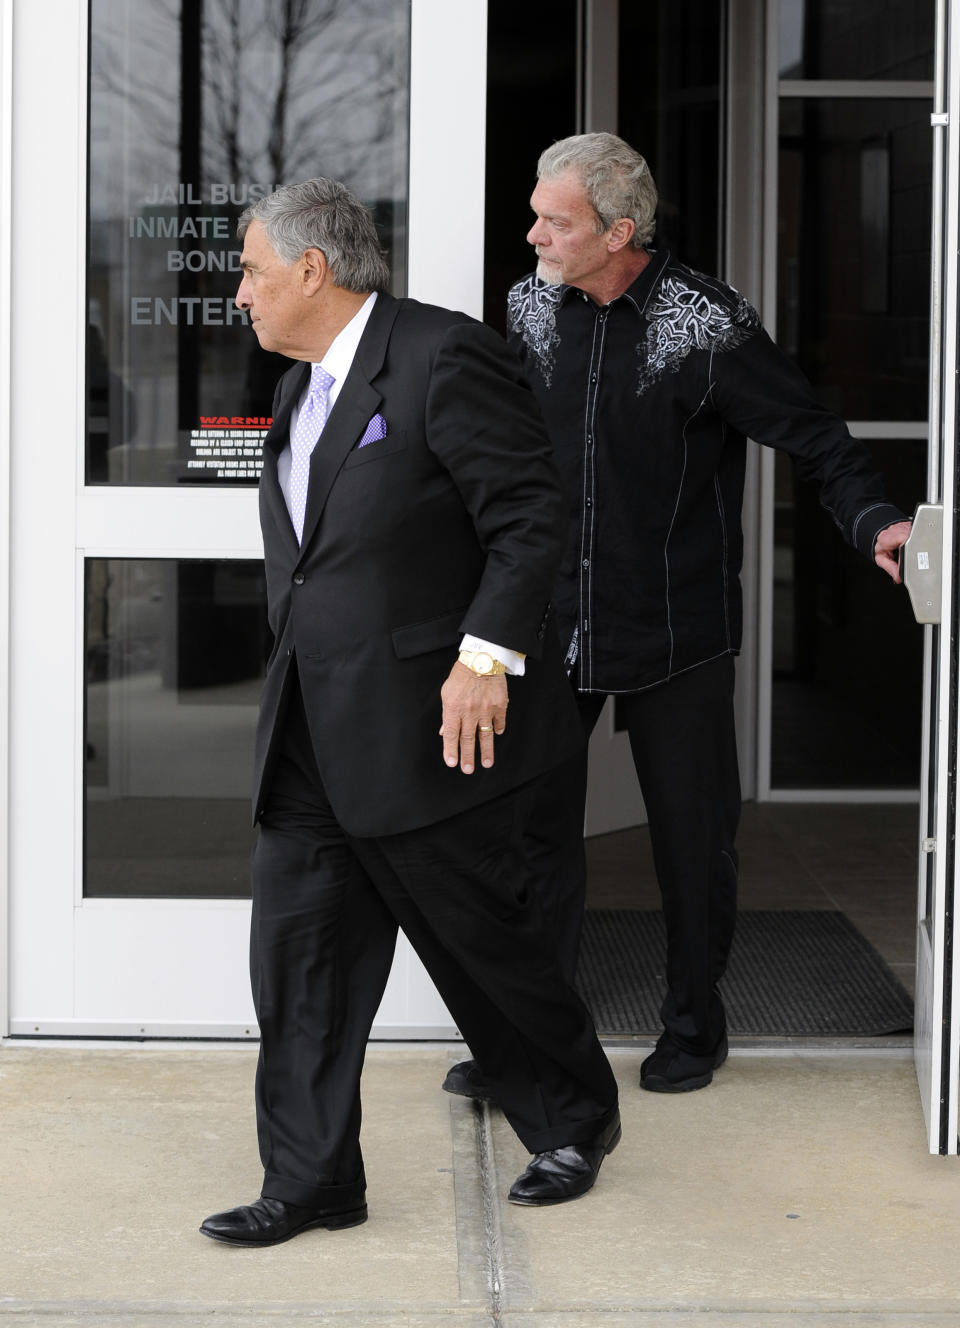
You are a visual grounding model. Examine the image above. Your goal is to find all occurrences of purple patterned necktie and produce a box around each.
[288,364,335,543]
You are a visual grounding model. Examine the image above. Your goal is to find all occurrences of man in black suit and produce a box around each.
[199,178,620,1247]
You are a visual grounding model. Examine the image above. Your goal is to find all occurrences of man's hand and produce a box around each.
[439,661,509,773]
[874,520,913,583]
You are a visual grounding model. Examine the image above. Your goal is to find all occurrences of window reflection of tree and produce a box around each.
[92,0,409,201]
[203,0,408,194]
[88,0,409,479]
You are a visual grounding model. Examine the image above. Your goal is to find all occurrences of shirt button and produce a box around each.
[582,558,590,568]
[591,374,597,383]
[292,572,305,585]
[585,497,592,508]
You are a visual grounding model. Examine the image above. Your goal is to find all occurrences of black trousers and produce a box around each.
[250,676,618,1208]
[528,655,740,1055]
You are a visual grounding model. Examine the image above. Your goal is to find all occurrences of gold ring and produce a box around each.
[478,724,493,733]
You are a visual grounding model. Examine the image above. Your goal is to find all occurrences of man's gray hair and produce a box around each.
[537,133,658,248]
[238,177,390,292]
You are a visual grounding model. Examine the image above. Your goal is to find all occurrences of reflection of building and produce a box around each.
[2,0,959,1150]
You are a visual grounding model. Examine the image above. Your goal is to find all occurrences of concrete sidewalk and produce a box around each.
[1,1041,959,1326]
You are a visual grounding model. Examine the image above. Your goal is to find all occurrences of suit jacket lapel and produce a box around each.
[298,293,402,552]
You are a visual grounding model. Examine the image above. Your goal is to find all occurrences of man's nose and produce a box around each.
[235,278,250,310]
[527,219,546,247]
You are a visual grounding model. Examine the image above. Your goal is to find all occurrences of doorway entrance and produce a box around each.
[485,0,930,804]
[483,0,932,1048]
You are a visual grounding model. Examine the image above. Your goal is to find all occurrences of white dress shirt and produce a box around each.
[278,291,379,506]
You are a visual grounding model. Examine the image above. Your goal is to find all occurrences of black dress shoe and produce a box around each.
[199,1195,368,1247]
[442,1058,495,1102]
[640,1030,729,1093]
[507,1109,621,1207]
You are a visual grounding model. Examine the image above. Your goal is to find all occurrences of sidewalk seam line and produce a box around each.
[474,1098,506,1326]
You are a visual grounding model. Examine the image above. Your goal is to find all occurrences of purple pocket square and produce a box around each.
[358,413,388,448]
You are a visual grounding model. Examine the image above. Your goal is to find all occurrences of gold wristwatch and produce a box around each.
[457,649,507,677]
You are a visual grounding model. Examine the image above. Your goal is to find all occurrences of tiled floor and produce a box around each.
[585,800,919,999]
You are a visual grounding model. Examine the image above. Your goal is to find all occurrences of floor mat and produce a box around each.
[575,909,914,1036]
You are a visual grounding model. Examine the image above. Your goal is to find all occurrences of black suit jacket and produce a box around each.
[253,292,582,837]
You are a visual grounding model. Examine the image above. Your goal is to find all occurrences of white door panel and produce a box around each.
[6,0,487,1039]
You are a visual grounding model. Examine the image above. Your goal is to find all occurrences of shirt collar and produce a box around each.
[558,248,670,316]
[311,290,378,407]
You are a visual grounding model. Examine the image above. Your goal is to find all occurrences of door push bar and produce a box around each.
[900,504,943,625]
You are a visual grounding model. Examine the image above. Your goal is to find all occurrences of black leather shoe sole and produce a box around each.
[199,1204,368,1247]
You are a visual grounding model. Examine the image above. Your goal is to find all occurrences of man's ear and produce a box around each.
[300,247,328,294]
[607,218,636,253]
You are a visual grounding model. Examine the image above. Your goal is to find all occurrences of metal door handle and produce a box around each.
[900,503,943,624]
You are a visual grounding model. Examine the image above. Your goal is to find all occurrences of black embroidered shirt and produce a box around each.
[506,249,907,694]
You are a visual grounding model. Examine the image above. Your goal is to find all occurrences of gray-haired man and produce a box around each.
[198,177,620,1247]
[444,132,911,1101]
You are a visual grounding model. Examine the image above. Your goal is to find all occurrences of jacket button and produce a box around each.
[292,572,305,585]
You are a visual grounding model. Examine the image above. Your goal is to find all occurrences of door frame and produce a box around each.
[0,0,13,1042]
[3,0,488,1040]
[913,0,960,1154]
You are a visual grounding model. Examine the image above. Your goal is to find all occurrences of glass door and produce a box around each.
[760,0,934,800]
[7,0,487,1037]
[911,0,960,1154]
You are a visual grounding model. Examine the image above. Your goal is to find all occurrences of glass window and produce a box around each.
[779,0,934,81]
[87,0,410,486]
[770,439,925,788]
[483,0,578,331]
[778,97,932,421]
[85,558,268,898]
[618,0,723,277]
[483,0,723,327]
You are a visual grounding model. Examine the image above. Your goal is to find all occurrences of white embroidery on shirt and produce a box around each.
[564,624,579,671]
[637,275,759,396]
[507,276,562,387]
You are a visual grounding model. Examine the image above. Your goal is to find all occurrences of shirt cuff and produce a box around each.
[850,502,911,560]
[460,635,526,676]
